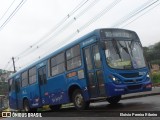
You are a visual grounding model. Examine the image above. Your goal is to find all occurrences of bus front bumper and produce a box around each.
[106,81,152,97]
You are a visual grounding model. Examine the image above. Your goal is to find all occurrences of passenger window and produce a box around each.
[92,45,101,68]
[51,52,65,76]
[21,71,28,87]
[29,67,36,84]
[66,45,82,70]
[84,48,93,70]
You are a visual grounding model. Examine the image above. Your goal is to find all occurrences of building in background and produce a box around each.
[0,69,13,95]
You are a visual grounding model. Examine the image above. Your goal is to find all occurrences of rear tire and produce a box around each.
[72,89,90,110]
[23,99,30,112]
[106,95,121,104]
[23,99,37,112]
[50,104,61,111]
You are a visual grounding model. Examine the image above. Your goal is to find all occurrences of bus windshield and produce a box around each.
[104,40,146,69]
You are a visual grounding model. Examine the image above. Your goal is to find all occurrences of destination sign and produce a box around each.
[100,29,138,40]
[105,31,132,38]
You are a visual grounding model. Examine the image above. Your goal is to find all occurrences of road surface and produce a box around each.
[2,95,160,119]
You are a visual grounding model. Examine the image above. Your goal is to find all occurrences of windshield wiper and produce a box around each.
[118,41,129,54]
[128,40,134,56]
[112,39,122,60]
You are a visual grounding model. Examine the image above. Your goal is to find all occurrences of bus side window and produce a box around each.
[66,45,82,70]
[50,52,65,76]
[29,67,36,84]
[21,71,28,87]
[92,45,102,68]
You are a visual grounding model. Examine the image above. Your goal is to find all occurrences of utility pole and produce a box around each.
[12,57,16,73]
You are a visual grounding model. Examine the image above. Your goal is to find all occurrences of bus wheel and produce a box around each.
[49,104,61,111]
[23,99,37,112]
[23,99,30,112]
[106,95,121,104]
[72,89,89,110]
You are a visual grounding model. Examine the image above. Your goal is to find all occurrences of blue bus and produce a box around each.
[8,28,152,111]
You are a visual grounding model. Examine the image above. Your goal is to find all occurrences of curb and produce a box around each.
[121,87,160,100]
[122,92,159,100]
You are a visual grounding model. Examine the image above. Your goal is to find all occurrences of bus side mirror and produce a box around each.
[100,42,106,50]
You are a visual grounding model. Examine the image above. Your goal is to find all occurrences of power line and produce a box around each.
[55,0,122,48]
[10,0,160,70]
[112,0,159,28]
[4,0,90,70]
[2,59,12,71]
[15,0,100,61]
[0,0,27,71]
[111,0,153,27]
[0,0,27,31]
[37,0,99,47]
[36,0,160,66]
[122,1,160,28]
[0,0,16,21]
[15,0,121,69]
[37,0,122,60]
[15,0,89,59]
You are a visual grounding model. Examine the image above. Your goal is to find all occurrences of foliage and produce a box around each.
[150,60,160,65]
[151,71,160,83]
[0,82,8,95]
[143,41,160,65]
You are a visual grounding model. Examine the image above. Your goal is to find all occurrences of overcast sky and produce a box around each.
[0,0,160,71]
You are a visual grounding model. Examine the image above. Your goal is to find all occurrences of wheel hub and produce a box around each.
[75,94,83,107]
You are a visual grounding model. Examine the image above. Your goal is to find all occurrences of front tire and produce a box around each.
[72,89,90,110]
[106,95,121,104]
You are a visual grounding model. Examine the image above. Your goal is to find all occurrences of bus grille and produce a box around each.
[124,79,143,84]
[127,84,142,90]
[120,73,141,78]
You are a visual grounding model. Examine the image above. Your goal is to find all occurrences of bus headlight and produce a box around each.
[109,75,122,84]
[146,73,150,78]
[145,73,151,82]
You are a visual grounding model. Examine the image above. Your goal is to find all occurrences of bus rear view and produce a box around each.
[99,29,152,104]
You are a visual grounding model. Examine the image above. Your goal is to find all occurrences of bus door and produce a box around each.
[83,43,106,98]
[38,66,48,105]
[15,78,21,109]
[9,79,15,109]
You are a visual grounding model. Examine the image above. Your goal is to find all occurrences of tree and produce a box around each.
[143,41,160,65]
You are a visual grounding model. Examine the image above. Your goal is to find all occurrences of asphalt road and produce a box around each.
[2,95,160,120]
